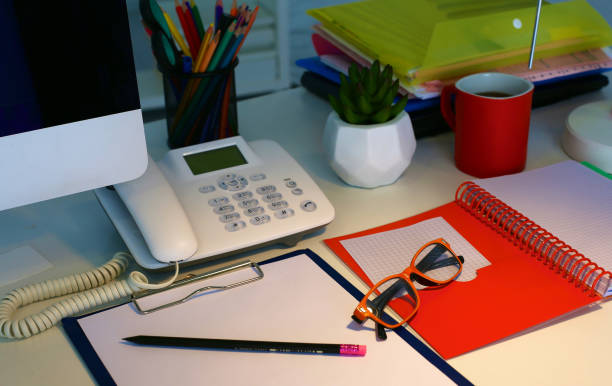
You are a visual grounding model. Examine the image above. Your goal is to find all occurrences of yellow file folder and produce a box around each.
[307,0,612,85]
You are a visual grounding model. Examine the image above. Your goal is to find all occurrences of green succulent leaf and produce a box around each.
[382,64,393,82]
[380,80,399,107]
[371,106,391,124]
[339,73,350,93]
[343,105,367,124]
[372,79,391,104]
[339,86,357,112]
[328,94,344,120]
[389,96,408,118]
[371,60,380,84]
[364,70,376,96]
[348,63,361,83]
[357,93,374,114]
[330,60,402,125]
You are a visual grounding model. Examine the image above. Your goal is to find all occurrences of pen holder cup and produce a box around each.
[162,58,239,149]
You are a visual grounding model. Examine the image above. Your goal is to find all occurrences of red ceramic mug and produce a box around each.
[440,72,534,178]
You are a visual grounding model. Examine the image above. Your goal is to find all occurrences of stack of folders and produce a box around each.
[298,0,612,138]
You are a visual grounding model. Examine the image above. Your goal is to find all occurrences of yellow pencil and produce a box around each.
[163,10,191,57]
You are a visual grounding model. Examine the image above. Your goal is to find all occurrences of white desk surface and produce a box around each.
[1,78,611,385]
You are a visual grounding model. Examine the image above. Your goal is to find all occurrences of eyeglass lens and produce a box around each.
[413,242,462,286]
[363,242,462,333]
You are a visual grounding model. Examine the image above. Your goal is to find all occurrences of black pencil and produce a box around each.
[123,335,366,356]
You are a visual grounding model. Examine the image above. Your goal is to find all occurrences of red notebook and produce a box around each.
[325,161,612,359]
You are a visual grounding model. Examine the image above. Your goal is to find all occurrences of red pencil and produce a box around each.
[175,0,197,55]
[183,1,201,53]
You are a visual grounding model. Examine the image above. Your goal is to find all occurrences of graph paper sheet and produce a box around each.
[339,217,490,285]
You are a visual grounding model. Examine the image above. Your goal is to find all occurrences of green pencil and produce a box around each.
[191,2,205,38]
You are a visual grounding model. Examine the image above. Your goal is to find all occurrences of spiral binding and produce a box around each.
[0,252,179,339]
[455,182,611,296]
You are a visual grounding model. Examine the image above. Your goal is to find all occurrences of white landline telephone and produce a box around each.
[0,137,334,339]
[96,136,335,269]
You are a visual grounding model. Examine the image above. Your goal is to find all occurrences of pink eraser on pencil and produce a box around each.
[339,344,367,356]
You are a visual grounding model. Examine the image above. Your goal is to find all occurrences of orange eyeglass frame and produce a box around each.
[352,238,463,329]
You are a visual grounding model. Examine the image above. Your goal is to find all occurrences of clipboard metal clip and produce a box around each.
[131,260,264,314]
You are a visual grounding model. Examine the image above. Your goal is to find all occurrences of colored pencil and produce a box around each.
[170,29,220,135]
[163,10,191,57]
[175,0,196,55]
[193,25,214,72]
[190,1,206,39]
[215,0,224,31]
[233,6,258,59]
[183,2,201,53]
[166,3,257,145]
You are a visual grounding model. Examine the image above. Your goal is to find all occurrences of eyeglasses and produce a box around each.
[352,238,464,338]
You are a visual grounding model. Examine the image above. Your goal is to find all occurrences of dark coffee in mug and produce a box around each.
[475,91,514,98]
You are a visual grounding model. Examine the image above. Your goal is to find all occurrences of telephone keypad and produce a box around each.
[256,185,276,195]
[219,212,241,223]
[238,199,259,209]
[244,206,265,217]
[268,200,288,210]
[210,173,313,231]
[208,197,229,207]
[250,215,270,225]
[219,173,236,181]
[233,191,253,200]
[225,221,246,232]
[262,192,282,203]
[274,208,294,219]
[198,185,216,193]
[214,204,235,214]
[217,173,248,191]
[300,200,317,212]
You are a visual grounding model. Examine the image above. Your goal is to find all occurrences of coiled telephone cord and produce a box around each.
[0,252,179,339]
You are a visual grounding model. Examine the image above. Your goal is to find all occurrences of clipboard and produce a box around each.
[62,249,471,386]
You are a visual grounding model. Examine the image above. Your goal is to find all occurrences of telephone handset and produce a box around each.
[112,154,198,263]
[96,136,335,269]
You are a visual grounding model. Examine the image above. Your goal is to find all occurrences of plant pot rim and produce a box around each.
[329,110,408,129]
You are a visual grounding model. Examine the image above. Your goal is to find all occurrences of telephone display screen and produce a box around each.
[184,145,247,175]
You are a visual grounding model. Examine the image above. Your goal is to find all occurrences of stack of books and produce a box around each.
[298,0,612,137]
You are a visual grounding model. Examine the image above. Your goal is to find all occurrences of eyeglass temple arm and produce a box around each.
[416,244,464,272]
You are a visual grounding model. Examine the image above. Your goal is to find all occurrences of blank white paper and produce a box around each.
[75,253,458,386]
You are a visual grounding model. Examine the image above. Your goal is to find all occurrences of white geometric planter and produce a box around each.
[322,111,417,188]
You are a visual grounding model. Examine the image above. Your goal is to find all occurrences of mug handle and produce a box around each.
[440,85,458,131]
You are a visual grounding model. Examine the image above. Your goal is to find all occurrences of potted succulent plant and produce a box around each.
[323,60,417,188]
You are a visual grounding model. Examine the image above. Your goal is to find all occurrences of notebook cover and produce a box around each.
[325,202,599,359]
[62,249,472,386]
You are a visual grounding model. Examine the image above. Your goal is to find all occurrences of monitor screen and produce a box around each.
[0,1,148,211]
[1,1,141,137]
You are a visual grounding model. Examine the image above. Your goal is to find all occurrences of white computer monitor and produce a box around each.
[0,0,148,211]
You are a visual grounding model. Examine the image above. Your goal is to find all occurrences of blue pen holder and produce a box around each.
[162,58,239,149]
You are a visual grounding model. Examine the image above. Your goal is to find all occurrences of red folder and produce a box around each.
[325,162,610,359]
